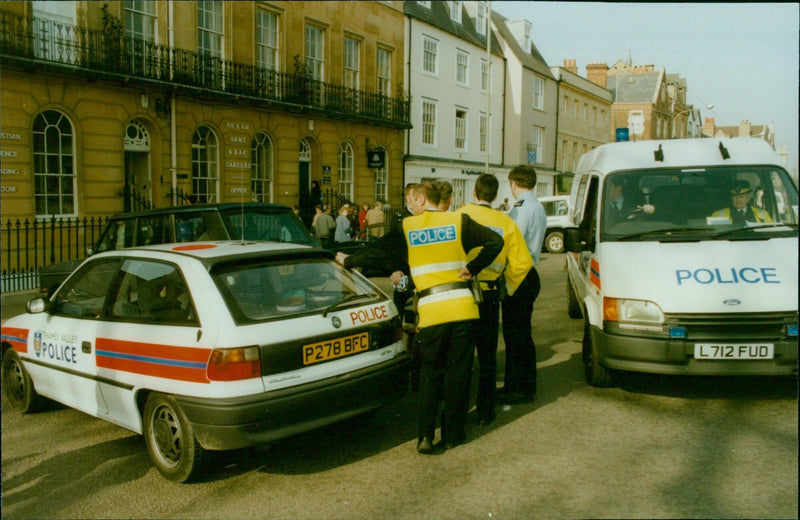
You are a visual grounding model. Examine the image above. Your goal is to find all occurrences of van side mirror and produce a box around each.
[564,228,588,252]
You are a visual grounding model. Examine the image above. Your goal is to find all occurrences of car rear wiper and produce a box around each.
[615,226,709,241]
[711,223,797,240]
[322,292,380,317]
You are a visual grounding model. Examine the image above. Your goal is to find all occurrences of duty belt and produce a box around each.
[480,278,502,290]
[416,281,471,299]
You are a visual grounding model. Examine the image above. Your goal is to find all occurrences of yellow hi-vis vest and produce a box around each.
[403,211,478,328]
[458,203,533,296]
[711,206,773,223]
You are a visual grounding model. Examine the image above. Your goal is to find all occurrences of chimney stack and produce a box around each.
[562,59,578,74]
[586,62,609,88]
[739,120,751,137]
[702,117,716,137]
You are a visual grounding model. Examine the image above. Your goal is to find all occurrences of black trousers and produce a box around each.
[500,267,541,396]
[474,288,501,421]
[415,319,476,444]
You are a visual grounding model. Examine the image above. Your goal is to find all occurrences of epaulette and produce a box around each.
[513,200,524,207]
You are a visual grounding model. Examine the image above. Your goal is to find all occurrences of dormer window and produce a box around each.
[476,2,487,36]
[450,1,462,23]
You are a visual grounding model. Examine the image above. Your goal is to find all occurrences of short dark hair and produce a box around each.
[508,165,537,189]
[413,182,441,205]
[434,180,453,203]
[474,173,499,203]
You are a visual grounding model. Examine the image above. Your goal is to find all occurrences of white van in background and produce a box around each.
[564,137,798,386]
[539,195,571,253]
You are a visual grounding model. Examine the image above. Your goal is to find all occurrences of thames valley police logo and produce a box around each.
[33,331,42,357]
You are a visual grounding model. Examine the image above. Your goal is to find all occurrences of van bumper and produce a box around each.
[175,354,409,450]
[590,326,798,376]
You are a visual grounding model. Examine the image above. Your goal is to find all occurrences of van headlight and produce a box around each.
[604,297,664,331]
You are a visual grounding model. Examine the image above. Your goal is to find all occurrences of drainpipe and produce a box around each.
[553,75,560,195]
[404,17,412,189]
[168,0,177,206]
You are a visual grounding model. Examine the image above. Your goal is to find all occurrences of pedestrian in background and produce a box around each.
[458,173,532,425]
[312,204,336,248]
[359,202,370,231]
[335,204,353,242]
[499,165,547,405]
[365,201,386,237]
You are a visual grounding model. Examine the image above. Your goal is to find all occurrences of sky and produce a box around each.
[491,2,799,175]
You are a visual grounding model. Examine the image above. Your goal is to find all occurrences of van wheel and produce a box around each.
[1,349,43,413]
[582,318,614,387]
[567,278,582,319]
[545,231,564,253]
[143,393,205,482]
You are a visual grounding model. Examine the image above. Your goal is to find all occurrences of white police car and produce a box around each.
[1,241,408,482]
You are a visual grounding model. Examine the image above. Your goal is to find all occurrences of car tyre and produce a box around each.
[545,231,564,254]
[582,317,614,387]
[567,277,582,319]
[1,349,43,413]
[143,393,205,483]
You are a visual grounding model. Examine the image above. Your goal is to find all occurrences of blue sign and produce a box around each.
[616,128,629,142]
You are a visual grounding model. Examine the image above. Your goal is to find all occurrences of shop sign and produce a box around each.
[367,149,385,168]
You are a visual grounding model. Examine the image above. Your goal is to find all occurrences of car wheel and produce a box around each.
[545,231,564,253]
[567,278,582,319]
[582,317,614,387]
[143,393,205,482]
[1,349,43,413]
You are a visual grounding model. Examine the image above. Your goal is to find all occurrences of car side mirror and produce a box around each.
[27,297,50,314]
[564,228,588,252]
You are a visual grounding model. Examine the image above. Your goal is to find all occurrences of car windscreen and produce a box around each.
[211,256,381,323]
[600,166,798,242]
[219,208,316,246]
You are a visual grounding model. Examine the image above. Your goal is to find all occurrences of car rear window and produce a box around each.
[211,257,379,323]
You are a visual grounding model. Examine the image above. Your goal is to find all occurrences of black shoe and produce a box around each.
[416,437,434,454]
[498,392,534,405]
[478,414,495,427]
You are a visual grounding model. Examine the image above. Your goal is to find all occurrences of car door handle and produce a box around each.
[82,341,92,354]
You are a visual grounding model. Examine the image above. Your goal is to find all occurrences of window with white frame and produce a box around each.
[450,1,462,23]
[192,126,219,203]
[377,47,391,97]
[479,112,488,153]
[338,142,354,202]
[32,1,76,60]
[250,132,273,203]
[476,2,487,35]
[423,36,438,75]
[33,110,76,217]
[344,37,360,90]
[532,76,543,110]
[124,1,155,43]
[480,59,488,92]
[197,1,222,57]
[529,126,543,164]
[422,100,437,145]
[305,24,324,81]
[455,50,468,85]
[256,9,278,71]
[455,108,467,150]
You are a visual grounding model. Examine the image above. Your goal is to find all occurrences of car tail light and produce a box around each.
[207,346,261,381]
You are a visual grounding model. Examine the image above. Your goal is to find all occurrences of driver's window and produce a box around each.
[96,220,133,252]
[52,259,121,319]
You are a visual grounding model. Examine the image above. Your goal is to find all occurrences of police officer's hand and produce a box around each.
[335,252,349,265]
[390,270,405,285]
[458,267,473,280]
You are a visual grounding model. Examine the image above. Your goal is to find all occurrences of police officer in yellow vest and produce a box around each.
[711,180,773,226]
[458,174,532,426]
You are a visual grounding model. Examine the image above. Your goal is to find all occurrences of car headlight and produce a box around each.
[604,297,664,331]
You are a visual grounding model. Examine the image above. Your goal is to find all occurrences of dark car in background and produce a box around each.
[38,203,318,295]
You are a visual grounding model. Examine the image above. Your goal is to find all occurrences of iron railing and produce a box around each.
[0,8,411,128]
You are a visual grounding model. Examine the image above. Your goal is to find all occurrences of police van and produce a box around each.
[564,137,798,386]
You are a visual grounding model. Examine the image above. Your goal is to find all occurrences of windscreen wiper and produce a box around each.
[711,223,797,240]
[322,292,379,317]
[615,226,708,241]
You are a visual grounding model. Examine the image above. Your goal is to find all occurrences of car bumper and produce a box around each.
[591,326,798,376]
[175,354,409,450]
